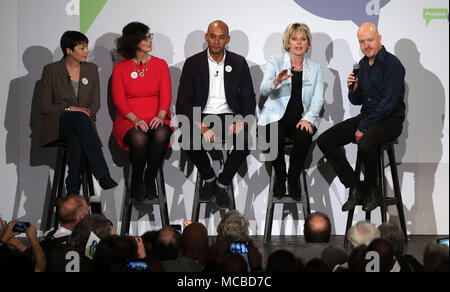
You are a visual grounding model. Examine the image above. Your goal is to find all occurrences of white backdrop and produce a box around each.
[0,0,448,236]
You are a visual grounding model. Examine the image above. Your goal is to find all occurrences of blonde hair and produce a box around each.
[347,221,380,249]
[282,23,312,52]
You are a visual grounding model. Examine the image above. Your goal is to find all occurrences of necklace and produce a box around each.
[133,60,149,77]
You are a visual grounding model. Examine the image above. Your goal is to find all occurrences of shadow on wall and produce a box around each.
[5,46,55,228]
[393,38,444,234]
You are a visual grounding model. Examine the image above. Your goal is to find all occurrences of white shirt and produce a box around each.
[42,226,72,239]
[203,49,234,114]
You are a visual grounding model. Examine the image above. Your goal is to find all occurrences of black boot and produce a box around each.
[273,173,286,199]
[342,186,363,212]
[144,169,157,200]
[98,174,118,190]
[362,188,378,212]
[130,173,146,202]
[199,177,217,203]
[288,175,301,201]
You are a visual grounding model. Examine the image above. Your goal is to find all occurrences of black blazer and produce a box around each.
[176,50,255,122]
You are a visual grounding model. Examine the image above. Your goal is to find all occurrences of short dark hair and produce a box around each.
[267,250,298,272]
[304,212,332,243]
[116,22,149,60]
[366,238,395,272]
[60,31,89,57]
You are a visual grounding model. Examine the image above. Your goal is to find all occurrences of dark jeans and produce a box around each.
[186,114,250,186]
[317,114,403,190]
[59,111,109,194]
[266,118,315,180]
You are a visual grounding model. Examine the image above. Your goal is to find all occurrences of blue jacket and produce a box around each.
[258,53,324,127]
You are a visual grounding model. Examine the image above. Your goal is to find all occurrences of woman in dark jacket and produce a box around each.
[40,31,117,194]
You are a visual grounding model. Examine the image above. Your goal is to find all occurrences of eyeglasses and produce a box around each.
[143,33,154,42]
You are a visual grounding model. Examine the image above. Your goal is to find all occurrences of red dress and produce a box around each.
[112,57,172,150]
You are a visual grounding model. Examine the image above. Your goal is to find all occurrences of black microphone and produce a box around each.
[349,63,359,92]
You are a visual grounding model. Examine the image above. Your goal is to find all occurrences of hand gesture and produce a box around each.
[201,126,215,143]
[275,69,294,86]
[134,236,147,259]
[296,120,314,134]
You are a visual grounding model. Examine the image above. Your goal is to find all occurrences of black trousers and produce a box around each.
[266,118,315,180]
[317,114,403,190]
[186,114,250,186]
[59,111,109,194]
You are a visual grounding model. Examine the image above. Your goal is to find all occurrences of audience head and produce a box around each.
[321,245,348,271]
[68,214,115,252]
[117,21,151,59]
[366,238,395,272]
[221,254,248,273]
[304,258,331,272]
[267,249,299,272]
[60,30,89,57]
[152,226,181,261]
[141,230,159,258]
[423,243,449,272]
[378,222,406,257]
[303,212,331,243]
[347,221,380,249]
[57,194,89,230]
[179,222,209,264]
[217,210,249,242]
[93,235,139,272]
[348,244,368,272]
[282,23,312,53]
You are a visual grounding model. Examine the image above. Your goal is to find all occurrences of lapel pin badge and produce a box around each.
[82,77,88,85]
[225,65,232,73]
[131,72,138,79]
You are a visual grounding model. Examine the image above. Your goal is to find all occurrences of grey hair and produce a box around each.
[217,210,249,242]
[378,222,406,256]
[68,214,113,252]
[346,221,380,249]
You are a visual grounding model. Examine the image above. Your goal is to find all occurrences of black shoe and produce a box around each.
[362,188,378,212]
[144,171,157,200]
[199,179,216,202]
[130,176,146,202]
[273,175,286,199]
[99,174,118,190]
[342,186,363,212]
[215,185,231,210]
[288,176,301,201]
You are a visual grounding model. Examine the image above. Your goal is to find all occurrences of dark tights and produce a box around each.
[123,124,172,179]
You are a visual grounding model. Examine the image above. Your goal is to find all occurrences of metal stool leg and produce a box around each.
[301,170,311,216]
[191,170,203,222]
[156,166,170,227]
[120,165,132,235]
[46,146,67,231]
[387,144,408,241]
[54,147,68,230]
[379,148,388,223]
[344,208,355,246]
[264,166,276,243]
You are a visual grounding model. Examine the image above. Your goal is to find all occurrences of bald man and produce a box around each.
[176,21,256,210]
[318,23,406,213]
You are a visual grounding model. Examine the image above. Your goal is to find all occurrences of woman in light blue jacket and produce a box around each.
[258,23,323,201]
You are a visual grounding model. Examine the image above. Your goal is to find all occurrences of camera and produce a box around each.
[126,260,149,272]
[437,238,449,247]
[229,242,249,254]
[13,222,30,233]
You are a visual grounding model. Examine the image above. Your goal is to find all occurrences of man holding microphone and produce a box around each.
[317,22,406,212]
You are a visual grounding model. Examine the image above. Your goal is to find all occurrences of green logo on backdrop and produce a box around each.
[423,8,448,26]
[80,0,107,33]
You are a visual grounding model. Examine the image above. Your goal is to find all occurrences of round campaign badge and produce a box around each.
[225,65,232,73]
[131,72,138,79]
[82,78,88,85]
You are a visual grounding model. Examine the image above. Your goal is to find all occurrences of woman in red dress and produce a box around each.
[112,22,172,201]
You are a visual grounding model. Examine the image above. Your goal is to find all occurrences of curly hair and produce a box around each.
[116,22,149,60]
[217,210,249,242]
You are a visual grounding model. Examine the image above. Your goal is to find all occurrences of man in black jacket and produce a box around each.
[317,22,406,213]
[176,20,256,209]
